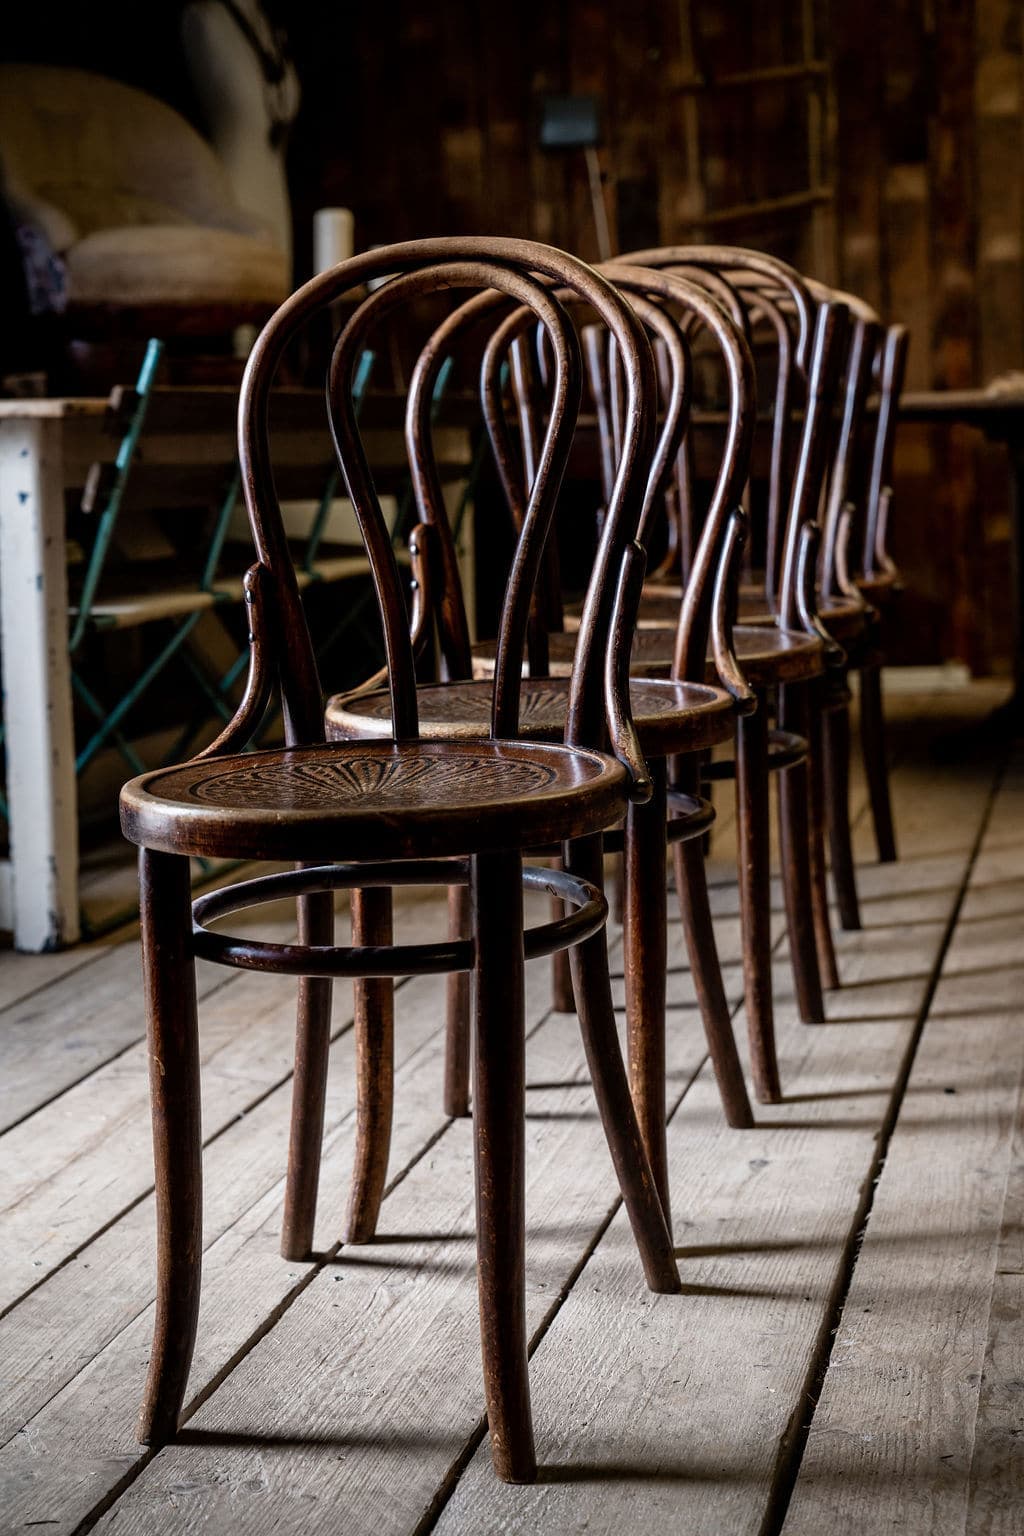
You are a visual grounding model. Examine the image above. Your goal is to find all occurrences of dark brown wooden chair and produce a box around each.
[327,264,760,1226]
[575,249,848,1103]
[118,237,681,1485]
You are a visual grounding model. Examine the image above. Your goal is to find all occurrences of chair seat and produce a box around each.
[120,739,628,863]
[856,570,902,605]
[471,623,825,690]
[621,582,869,641]
[326,676,736,757]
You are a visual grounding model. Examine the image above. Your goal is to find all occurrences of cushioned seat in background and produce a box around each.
[0,63,289,333]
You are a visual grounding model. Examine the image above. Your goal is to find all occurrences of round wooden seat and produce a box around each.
[856,570,902,606]
[120,738,627,863]
[326,676,736,757]
[472,622,825,689]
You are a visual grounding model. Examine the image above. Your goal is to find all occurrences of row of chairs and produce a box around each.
[117,236,906,1482]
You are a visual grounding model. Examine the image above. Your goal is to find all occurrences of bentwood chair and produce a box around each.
[543,249,846,1102]
[118,237,679,1486]
[327,264,759,1224]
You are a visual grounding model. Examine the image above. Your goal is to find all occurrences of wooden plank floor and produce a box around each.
[1,682,1020,1534]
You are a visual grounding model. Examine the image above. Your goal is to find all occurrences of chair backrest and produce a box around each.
[618,247,849,633]
[448,266,755,691]
[227,237,658,790]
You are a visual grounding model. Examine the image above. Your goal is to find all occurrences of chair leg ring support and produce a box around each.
[190,860,608,978]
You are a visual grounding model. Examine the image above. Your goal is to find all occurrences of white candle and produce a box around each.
[312,207,355,274]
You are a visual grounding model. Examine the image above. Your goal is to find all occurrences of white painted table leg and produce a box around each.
[0,416,79,950]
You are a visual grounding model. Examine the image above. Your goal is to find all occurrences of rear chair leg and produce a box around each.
[345,887,395,1244]
[672,759,753,1128]
[860,656,897,863]
[137,849,202,1447]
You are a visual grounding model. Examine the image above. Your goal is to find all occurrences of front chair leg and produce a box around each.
[281,890,335,1260]
[137,849,202,1447]
[565,835,680,1296]
[345,887,395,1244]
[471,848,535,1484]
[735,696,782,1102]
[624,760,670,1215]
[821,677,861,933]
[860,655,897,863]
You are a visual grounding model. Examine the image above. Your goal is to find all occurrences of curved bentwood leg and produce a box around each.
[281,890,335,1260]
[776,683,827,1024]
[808,686,843,986]
[671,758,754,1129]
[860,654,898,863]
[565,834,680,1295]
[345,887,395,1244]
[624,760,670,1215]
[137,848,202,1446]
[444,883,472,1116]
[471,848,534,1483]
[736,693,783,1102]
[821,676,861,933]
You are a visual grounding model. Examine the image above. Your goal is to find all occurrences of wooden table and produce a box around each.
[0,389,473,951]
[897,383,1024,713]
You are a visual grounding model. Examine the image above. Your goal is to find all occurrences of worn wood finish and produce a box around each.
[3,684,1016,1533]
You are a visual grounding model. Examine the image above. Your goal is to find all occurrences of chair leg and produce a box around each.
[735,698,782,1102]
[807,691,841,991]
[822,681,861,933]
[860,657,898,863]
[137,849,202,1447]
[549,857,577,1014]
[776,684,827,1024]
[345,887,395,1244]
[671,759,753,1129]
[444,882,472,1116]
[281,891,335,1261]
[624,759,669,1215]
[565,834,680,1295]
[470,848,535,1484]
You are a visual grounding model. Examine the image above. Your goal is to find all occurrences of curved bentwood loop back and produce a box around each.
[235,237,657,768]
[620,247,850,631]
[601,267,756,682]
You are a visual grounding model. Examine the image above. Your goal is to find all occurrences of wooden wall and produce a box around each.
[285,0,1023,672]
